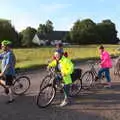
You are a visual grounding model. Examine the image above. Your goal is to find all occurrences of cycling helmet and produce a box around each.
[1,40,12,46]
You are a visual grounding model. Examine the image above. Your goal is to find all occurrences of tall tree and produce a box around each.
[37,20,54,34]
[45,20,54,33]
[37,24,46,35]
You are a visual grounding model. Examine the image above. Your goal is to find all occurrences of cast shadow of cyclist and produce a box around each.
[73,81,120,111]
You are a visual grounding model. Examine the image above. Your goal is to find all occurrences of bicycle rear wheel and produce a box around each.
[69,78,82,97]
[12,76,31,95]
[36,85,56,108]
[81,71,93,89]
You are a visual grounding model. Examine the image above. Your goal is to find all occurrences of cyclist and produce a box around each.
[96,45,112,88]
[0,40,16,103]
[56,43,64,55]
[53,43,68,59]
[48,51,74,107]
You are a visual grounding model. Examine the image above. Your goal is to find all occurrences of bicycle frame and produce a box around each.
[88,63,98,77]
[47,68,63,88]
[89,63,105,81]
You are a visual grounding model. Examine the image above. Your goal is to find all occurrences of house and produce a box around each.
[32,31,69,46]
[32,34,46,45]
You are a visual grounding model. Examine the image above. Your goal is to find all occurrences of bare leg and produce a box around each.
[0,80,9,94]
[0,80,6,88]
[8,86,14,101]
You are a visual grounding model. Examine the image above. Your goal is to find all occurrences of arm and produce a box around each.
[0,53,4,60]
[48,60,57,68]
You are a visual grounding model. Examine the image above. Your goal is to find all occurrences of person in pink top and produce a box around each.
[97,45,112,88]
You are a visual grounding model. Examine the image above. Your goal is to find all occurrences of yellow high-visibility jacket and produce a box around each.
[48,56,74,84]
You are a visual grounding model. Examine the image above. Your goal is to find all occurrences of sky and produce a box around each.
[0,0,120,37]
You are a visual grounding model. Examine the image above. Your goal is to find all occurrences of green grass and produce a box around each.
[6,45,120,69]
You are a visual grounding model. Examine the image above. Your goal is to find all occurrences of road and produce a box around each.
[0,60,120,120]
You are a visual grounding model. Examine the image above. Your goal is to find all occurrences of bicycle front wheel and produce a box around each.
[36,85,56,108]
[81,71,93,89]
[40,75,52,90]
[12,76,31,95]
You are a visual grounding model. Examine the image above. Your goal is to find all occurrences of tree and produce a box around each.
[63,32,71,42]
[37,24,46,35]
[37,20,53,34]
[0,19,19,47]
[20,27,37,47]
[69,18,118,44]
[96,19,118,44]
[70,19,99,44]
[45,20,54,33]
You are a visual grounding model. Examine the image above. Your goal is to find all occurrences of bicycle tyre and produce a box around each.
[36,84,56,108]
[11,76,31,95]
[81,71,94,88]
[39,75,52,90]
[69,78,82,97]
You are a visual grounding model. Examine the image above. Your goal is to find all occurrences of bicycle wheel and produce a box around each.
[81,71,93,88]
[40,75,52,90]
[36,85,56,108]
[12,76,31,95]
[69,78,82,97]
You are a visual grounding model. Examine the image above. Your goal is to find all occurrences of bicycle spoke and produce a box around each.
[37,85,55,108]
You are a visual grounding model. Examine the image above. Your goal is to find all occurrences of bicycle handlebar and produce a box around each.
[47,67,62,77]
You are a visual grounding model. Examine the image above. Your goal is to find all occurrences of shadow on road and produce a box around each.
[71,81,120,111]
[0,93,108,120]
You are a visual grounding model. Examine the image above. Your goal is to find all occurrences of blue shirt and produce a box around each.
[0,50,16,76]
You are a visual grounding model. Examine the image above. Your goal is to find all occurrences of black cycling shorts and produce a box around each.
[2,75,14,86]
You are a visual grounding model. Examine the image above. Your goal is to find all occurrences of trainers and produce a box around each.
[4,87,9,94]
[60,99,68,107]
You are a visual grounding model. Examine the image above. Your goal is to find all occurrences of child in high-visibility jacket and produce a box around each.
[48,51,74,107]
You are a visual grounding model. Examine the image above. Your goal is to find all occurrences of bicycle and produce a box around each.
[11,68,31,95]
[36,67,82,108]
[81,61,105,89]
[114,57,120,76]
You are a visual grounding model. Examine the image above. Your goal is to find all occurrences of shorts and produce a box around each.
[3,75,14,86]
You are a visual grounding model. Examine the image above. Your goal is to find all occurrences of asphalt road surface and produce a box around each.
[0,60,120,120]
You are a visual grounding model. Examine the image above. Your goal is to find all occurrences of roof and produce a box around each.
[37,31,69,40]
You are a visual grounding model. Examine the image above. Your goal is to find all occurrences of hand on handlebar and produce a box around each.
[46,66,50,71]
[96,60,100,65]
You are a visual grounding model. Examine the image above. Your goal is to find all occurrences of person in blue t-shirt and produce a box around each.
[0,40,16,103]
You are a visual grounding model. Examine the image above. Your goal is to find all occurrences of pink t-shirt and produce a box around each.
[100,51,112,68]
